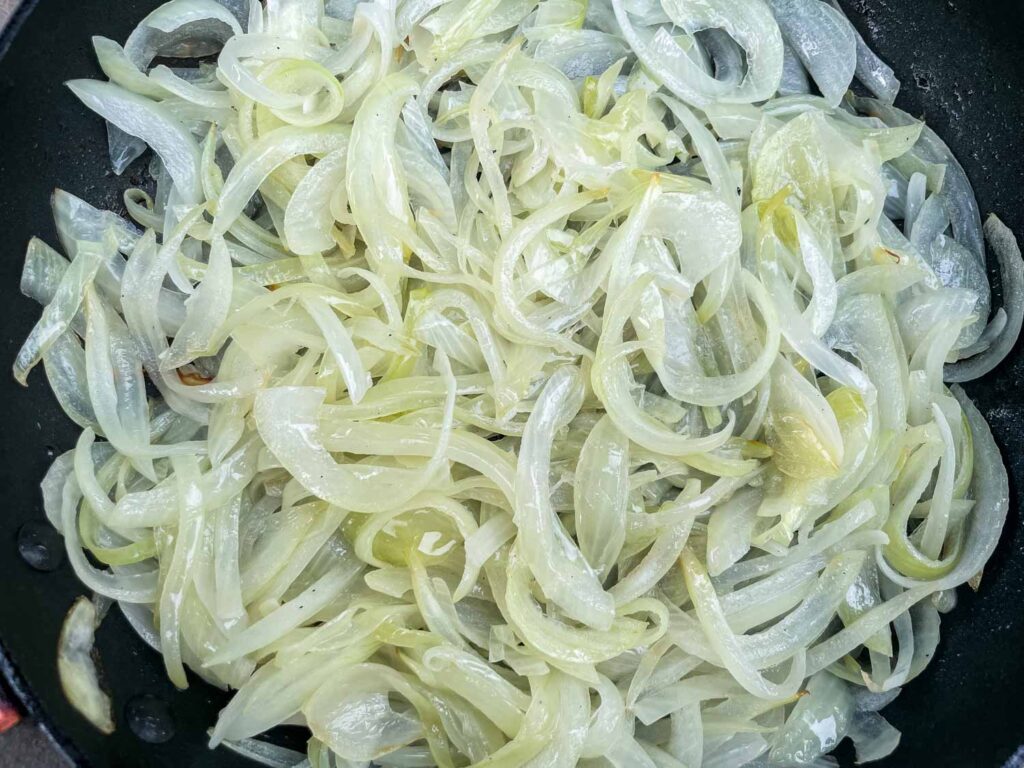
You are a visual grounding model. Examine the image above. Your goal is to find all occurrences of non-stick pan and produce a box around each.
[0,1,1022,766]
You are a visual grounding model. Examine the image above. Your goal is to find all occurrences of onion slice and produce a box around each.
[57,597,115,735]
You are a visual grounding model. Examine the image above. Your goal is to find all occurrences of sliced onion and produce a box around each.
[13,2,1016,766]
[946,215,1024,382]
[67,80,203,203]
[57,597,115,734]
[765,0,856,106]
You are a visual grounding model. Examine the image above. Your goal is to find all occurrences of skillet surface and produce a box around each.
[0,1,1021,765]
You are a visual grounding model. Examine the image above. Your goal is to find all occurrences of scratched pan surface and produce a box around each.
[0,0,1022,766]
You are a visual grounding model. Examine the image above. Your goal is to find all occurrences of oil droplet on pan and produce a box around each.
[17,521,64,572]
[126,695,175,744]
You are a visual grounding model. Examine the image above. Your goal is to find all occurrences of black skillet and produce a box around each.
[0,1,1022,766]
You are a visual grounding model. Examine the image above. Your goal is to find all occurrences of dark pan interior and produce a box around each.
[0,1,1022,766]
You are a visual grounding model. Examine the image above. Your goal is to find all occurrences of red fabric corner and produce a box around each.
[0,701,21,733]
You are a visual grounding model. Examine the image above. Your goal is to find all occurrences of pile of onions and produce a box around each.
[22,0,1020,765]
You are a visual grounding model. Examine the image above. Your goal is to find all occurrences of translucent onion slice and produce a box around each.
[58,597,115,735]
